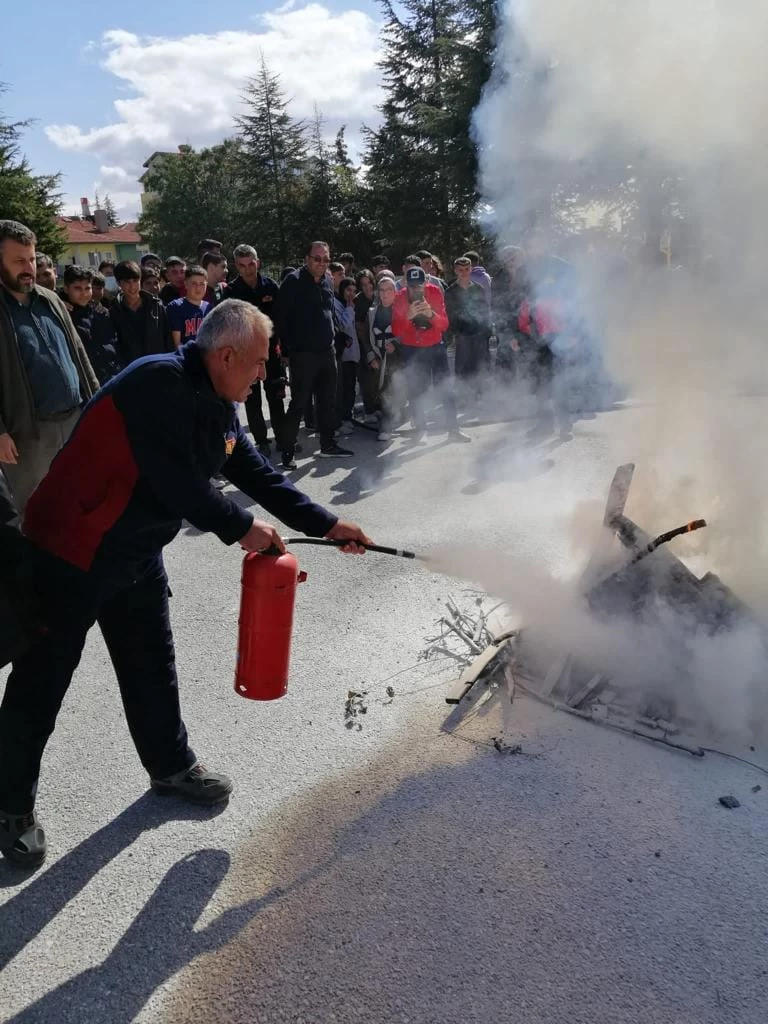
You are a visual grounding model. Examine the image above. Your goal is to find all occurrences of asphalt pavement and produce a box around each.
[1,398,766,1023]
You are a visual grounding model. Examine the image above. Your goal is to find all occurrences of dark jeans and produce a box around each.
[337,361,358,422]
[0,552,195,813]
[400,344,457,431]
[357,361,378,415]
[283,350,338,453]
[245,378,286,448]
[454,334,491,380]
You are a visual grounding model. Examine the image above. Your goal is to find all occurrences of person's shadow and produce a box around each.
[0,794,226,967]
[2,794,333,1022]
[5,847,292,1023]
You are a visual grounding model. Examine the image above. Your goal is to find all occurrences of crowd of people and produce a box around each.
[0,219,609,520]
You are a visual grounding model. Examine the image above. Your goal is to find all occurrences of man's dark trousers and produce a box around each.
[400,344,457,431]
[245,378,286,449]
[0,551,195,814]
[282,350,337,453]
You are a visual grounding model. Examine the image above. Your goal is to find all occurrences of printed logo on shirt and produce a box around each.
[185,315,203,338]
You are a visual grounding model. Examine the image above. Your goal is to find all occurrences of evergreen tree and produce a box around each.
[300,107,334,241]
[364,0,498,261]
[235,56,308,266]
[301,116,374,261]
[0,84,65,257]
[137,140,244,259]
[103,193,120,227]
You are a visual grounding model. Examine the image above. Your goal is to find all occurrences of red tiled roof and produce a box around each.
[58,217,143,245]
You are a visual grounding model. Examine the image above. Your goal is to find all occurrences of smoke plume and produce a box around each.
[455,0,768,736]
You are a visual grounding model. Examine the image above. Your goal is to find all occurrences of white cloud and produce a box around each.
[48,3,383,219]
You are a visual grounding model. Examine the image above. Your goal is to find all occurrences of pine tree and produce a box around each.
[301,107,334,241]
[301,115,375,261]
[364,0,498,261]
[235,56,308,266]
[0,84,65,258]
[103,193,120,228]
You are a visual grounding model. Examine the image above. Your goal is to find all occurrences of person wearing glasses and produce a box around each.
[275,241,354,469]
[0,220,98,519]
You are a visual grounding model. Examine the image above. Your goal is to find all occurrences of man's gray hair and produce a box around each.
[196,298,272,353]
[233,243,258,261]
[0,220,37,247]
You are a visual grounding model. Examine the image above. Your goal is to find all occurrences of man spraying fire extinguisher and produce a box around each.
[0,298,371,870]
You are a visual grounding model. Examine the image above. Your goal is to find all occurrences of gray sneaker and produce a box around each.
[150,762,233,805]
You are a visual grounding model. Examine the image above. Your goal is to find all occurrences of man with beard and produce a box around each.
[0,220,98,517]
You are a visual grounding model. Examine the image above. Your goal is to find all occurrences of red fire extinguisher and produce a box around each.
[235,549,307,701]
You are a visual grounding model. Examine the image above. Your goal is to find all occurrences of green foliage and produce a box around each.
[235,57,309,266]
[364,0,498,263]
[137,139,245,260]
[0,85,65,259]
[102,193,119,228]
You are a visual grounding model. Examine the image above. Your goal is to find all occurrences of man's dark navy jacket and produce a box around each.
[275,267,335,357]
[24,343,337,574]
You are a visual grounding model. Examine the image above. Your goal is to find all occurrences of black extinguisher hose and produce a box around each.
[281,537,421,560]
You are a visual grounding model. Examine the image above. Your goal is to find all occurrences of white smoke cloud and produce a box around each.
[467,0,768,738]
[48,4,383,219]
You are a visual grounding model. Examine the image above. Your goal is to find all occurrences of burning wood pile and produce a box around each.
[437,464,767,751]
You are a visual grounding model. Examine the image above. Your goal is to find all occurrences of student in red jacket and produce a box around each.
[391,267,470,443]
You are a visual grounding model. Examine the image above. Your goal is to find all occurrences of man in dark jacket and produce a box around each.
[445,256,492,401]
[0,298,371,869]
[227,244,285,457]
[492,245,533,384]
[110,260,173,368]
[275,241,353,469]
[0,220,99,518]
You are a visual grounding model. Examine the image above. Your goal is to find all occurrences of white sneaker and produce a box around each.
[338,421,355,436]
[377,430,392,441]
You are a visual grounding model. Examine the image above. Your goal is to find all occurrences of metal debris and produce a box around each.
[344,689,368,730]
[492,737,523,756]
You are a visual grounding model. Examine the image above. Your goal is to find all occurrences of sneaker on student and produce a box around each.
[211,476,226,490]
[448,430,472,443]
[377,430,393,441]
[338,421,355,436]
[150,761,233,806]
[281,451,298,471]
[318,444,354,458]
[0,808,47,868]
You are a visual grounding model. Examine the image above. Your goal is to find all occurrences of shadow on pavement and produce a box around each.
[6,847,311,1024]
[0,794,227,968]
[149,727,762,1024]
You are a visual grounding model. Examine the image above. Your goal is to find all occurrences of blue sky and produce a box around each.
[3,1,381,220]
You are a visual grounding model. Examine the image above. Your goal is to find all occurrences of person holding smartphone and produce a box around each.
[391,267,470,444]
